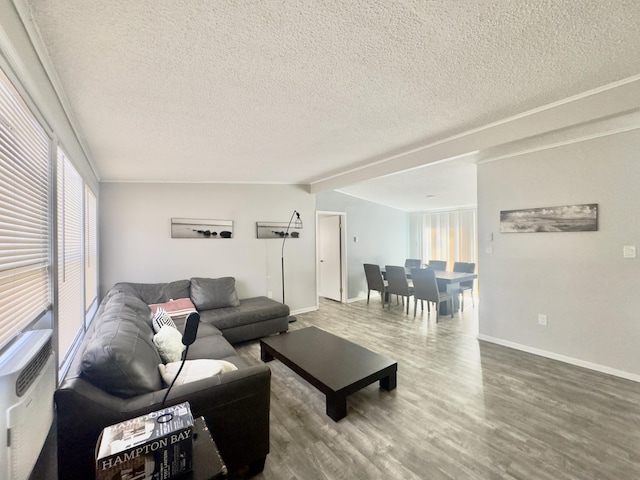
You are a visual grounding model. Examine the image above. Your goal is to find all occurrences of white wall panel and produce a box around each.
[477,129,640,378]
[100,183,316,313]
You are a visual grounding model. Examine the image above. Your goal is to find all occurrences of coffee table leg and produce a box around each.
[260,343,274,362]
[326,392,347,421]
[380,371,397,391]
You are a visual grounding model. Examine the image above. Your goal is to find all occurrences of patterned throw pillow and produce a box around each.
[149,298,197,319]
[152,307,176,333]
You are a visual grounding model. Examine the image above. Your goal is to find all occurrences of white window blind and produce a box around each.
[84,185,97,313]
[0,68,51,350]
[57,148,83,365]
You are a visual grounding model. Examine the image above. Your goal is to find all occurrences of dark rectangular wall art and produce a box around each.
[171,218,234,238]
[256,222,302,239]
[500,204,598,233]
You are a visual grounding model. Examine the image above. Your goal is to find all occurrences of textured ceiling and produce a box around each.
[20,0,640,209]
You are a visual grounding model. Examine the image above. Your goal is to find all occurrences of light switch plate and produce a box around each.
[623,245,636,258]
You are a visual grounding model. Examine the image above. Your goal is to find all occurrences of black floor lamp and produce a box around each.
[281,210,302,322]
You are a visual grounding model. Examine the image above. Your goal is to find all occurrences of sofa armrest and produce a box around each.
[56,364,271,480]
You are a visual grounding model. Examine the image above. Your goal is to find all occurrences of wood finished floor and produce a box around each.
[233,297,640,480]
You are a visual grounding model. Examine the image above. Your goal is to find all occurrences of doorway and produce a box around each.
[316,211,347,304]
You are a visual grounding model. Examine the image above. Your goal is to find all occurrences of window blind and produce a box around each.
[0,69,51,350]
[57,148,84,365]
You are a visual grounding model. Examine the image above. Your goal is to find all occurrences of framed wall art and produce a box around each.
[256,221,302,239]
[171,218,234,238]
[500,204,598,233]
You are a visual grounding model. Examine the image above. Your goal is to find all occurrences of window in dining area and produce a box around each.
[420,209,477,268]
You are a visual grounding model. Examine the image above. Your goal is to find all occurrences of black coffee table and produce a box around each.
[260,326,397,421]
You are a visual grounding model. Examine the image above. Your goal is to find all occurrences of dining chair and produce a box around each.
[404,258,422,270]
[385,265,414,314]
[428,260,447,271]
[363,264,388,308]
[453,262,476,311]
[410,268,453,320]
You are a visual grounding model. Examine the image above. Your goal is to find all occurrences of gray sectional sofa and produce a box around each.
[55,277,289,480]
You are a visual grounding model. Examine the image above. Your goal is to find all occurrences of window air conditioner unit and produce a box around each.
[0,329,55,480]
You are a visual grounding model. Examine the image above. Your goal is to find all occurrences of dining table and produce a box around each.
[431,270,477,314]
[381,267,477,315]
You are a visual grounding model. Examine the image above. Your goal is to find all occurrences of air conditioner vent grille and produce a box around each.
[15,338,52,397]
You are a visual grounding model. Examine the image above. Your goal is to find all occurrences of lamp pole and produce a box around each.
[281,210,301,306]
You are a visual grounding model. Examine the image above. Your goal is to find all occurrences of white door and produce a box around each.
[319,215,342,301]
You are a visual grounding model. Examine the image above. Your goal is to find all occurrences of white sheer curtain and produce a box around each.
[421,209,477,268]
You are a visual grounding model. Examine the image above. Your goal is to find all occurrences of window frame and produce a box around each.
[0,60,99,378]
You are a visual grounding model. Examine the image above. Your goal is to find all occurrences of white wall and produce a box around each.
[100,183,316,313]
[316,191,408,301]
[477,129,640,379]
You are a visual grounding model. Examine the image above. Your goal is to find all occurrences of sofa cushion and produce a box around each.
[184,333,237,360]
[98,292,154,331]
[199,296,289,330]
[190,277,240,310]
[112,280,191,305]
[81,316,164,398]
[173,316,222,339]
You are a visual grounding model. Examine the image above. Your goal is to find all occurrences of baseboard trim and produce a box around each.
[291,306,318,315]
[477,334,640,383]
[347,294,368,303]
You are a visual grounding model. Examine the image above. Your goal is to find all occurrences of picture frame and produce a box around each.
[500,204,598,233]
[256,221,302,239]
[171,218,233,238]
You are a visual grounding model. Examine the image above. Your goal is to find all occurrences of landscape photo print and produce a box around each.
[500,203,598,233]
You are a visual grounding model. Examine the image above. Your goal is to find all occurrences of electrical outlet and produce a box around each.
[538,314,548,326]
[267,291,273,299]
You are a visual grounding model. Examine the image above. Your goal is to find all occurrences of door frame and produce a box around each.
[315,211,347,307]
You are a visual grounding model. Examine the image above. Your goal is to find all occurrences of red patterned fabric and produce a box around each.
[149,298,197,319]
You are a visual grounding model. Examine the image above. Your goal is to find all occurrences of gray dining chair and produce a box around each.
[411,268,453,320]
[453,262,476,311]
[428,260,447,271]
[363,264,388,308]
[404,258,422,270]
[385,265,414,314]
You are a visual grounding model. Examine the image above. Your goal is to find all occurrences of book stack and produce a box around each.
[95,402,194,480]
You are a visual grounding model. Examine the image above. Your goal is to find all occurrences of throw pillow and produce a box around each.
[190,277,240,310]
[153,325,185,363]
[158,359,238,386]
[151,307,176,333]
[149,298,197,319]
